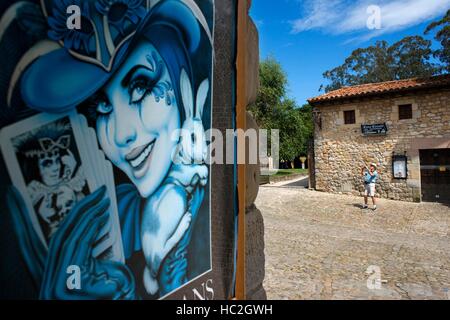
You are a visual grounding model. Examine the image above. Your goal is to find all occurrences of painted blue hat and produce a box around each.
[17,0,212,113]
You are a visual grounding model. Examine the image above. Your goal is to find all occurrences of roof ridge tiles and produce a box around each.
[308,74,450,104]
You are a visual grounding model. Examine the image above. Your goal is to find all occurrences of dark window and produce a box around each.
[399,104,413,120]
[344,110,356,124]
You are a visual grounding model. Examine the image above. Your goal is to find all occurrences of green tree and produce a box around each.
[297,104,314,155]
[273,99,304,162]
[249,57,312,163]
[321,36,440,92]
[250,56,287,127]
[390,36,438,79]
[425,9,450,72]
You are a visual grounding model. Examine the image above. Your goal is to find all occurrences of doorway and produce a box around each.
[420,149,450,203]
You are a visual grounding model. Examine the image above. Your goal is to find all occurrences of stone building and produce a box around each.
[308,75,450,203]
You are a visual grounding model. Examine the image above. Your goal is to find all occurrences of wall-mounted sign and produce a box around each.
[361,123,388,136]
[393,155,408,179]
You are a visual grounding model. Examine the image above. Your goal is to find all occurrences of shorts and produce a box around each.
[364,183,376,197]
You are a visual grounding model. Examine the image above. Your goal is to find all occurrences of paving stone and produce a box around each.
[256,184,450,300]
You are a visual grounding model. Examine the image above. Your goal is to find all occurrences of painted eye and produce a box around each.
[130,85,147,104]
[96,101,113,115]
[41,159,52,167]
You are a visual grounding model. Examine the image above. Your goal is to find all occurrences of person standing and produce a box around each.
[361,163,378,210]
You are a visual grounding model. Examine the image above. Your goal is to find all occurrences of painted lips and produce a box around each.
[126,139,156,177]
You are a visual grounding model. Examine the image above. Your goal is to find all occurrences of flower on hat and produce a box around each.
[48,0,95,55]
[95,0,147,37]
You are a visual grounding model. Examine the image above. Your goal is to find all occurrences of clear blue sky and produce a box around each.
[249,0,449,106]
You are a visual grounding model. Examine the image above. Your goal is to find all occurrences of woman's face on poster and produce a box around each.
[39,149,62,186]
[93,41,181,198]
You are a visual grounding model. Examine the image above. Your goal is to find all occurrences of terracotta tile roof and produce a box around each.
[308,74,450,105]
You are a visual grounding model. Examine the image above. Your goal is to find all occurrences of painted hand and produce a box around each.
[61,149,77,179]
[38,194,56,223]
[39,186,135,300]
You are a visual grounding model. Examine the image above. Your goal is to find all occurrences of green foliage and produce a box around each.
[274,168,308,177]
[250,56,287,126]
[390,36,438,79]
[425,9,450,72]
[249,57,313,162]
[298,104,314,154]
[259,56,288,103]
[321,36,440,92]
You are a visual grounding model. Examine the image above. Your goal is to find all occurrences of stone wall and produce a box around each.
[244,0,267,300]
[314,90,450,202]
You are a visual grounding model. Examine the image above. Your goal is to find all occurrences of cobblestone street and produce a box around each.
[257,178,450,300]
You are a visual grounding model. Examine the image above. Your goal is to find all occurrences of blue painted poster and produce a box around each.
[0,0,228,300]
